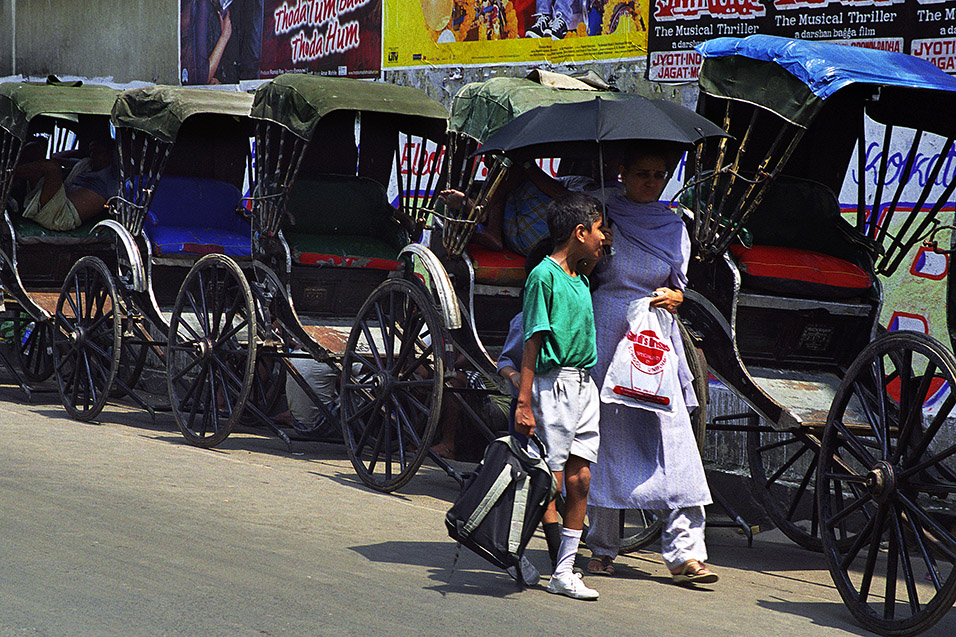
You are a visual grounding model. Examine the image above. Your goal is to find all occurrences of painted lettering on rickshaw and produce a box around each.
[857,141,956,188]
[274,0,370,63]
[654,0,766,21]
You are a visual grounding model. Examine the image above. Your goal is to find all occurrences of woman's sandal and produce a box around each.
[671,560,718,586]
[586,555,615,576]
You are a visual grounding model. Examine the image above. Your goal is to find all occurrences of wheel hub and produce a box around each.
[865,460,897,503]
[372,371,393,399]
[196,338,213,359]
[71,325,86,345]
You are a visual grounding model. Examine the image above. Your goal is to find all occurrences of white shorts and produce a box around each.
[532,367,600,472]
[22,178,81,231]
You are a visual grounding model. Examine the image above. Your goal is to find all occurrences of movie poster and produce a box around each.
[647,0,956,83]
[383,0,648,69]
[181,0,382,85]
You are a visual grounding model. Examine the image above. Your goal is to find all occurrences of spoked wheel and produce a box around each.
[15,316,54,383]
[110,319,150,398]
[748,427,829,551]
[612,320,708,554]
[340,277,444,492]
[818,331,956,636]
[241,262,292,428]
[167,254,256,448]
[52,256,122,421]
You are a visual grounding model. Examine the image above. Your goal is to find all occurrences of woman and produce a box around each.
[585,146,718,585]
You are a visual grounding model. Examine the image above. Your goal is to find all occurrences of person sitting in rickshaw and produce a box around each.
[13,130,117,231]
[441,158,618,255]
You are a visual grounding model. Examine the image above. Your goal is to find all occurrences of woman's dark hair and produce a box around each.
[546,192,602,245]
[524,238,553,275]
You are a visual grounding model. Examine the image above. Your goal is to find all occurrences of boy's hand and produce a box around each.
[514,402,535,437]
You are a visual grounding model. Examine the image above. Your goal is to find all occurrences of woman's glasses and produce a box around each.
[631,169,669,181]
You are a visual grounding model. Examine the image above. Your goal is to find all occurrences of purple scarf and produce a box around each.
[606,193,687,288]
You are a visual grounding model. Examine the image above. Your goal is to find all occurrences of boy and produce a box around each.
[515,192,605,600]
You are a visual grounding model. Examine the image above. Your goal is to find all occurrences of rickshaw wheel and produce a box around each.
[241,262,291,427]
[615,320,708,554]
[109,319,150,398]
[748,427,829,552]
[52,257,122,421]
[818,331,956,636]
[167,254,256,448]
[15,316,54,383]
[341,277,444,493]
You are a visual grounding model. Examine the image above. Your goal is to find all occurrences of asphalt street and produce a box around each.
[1,381,954,636]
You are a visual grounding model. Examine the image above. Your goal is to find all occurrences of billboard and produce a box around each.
[180,0,382,85]
[647,0,956,82]
[383,0,648,69]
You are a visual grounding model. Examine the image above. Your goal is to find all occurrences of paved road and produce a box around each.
[1,383,954,636]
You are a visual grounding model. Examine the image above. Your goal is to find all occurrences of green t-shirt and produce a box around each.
[522,256,597,373]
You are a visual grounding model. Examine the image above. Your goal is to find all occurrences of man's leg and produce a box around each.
[14,160,64,207]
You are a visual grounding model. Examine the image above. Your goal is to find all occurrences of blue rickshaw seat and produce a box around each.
[142,175,251,257]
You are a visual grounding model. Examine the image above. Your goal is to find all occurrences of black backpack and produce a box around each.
[445,436,557,571]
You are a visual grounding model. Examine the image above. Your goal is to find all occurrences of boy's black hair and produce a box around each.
[546,192,602,246]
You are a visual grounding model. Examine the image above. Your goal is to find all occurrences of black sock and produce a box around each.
[543,522,562,571]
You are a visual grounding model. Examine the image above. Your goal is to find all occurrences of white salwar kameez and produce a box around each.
[586,221,712,567]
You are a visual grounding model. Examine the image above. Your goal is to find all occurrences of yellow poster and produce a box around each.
[384,0,648,68]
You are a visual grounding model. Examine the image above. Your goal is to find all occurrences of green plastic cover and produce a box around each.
[111,86,254,143]
[449,77,623,142]
[251,74,448,140]
[698,56,821,128]
[0,82,119,140]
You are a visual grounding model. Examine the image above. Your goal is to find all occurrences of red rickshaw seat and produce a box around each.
[730,244,873,299]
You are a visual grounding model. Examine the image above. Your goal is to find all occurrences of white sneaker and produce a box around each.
[506,555,540,586]
[547,571,599,600]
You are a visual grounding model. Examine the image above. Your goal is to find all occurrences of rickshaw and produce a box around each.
[684,35,956,635]
[338,70,718,562]
[50,85,256,423]
[0,79,119,395]
[161,74,449,449]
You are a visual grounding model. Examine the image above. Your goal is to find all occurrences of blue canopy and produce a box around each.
[697,35,956,126]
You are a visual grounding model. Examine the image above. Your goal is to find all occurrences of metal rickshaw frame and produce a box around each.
[48,84,257,425]
[0,80,120,396]
[163,73,452,451]
[683,34,956,635]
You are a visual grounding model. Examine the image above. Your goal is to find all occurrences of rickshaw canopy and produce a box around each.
[251,74,448,141]
[697,35,956,128]
[0,82,119,140]
[111,86,255,144]
[449,76,624,143]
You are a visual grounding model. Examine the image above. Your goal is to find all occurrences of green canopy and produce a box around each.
[251,74,448,141]
[449,76,624,143]
[697,56,820,128]
[0,82,119,140]
[111,86,254,144]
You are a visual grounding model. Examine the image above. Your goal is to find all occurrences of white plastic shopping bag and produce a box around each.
[600,297,678,413]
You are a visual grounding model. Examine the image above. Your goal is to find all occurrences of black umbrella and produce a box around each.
[477,96,728,160]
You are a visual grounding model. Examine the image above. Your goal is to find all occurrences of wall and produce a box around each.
[13,0,178,83]
[0,1,13,76]
[386,59,697,113]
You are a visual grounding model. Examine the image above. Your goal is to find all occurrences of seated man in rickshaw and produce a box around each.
[13,131,117,232]
[442,158,618,256]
